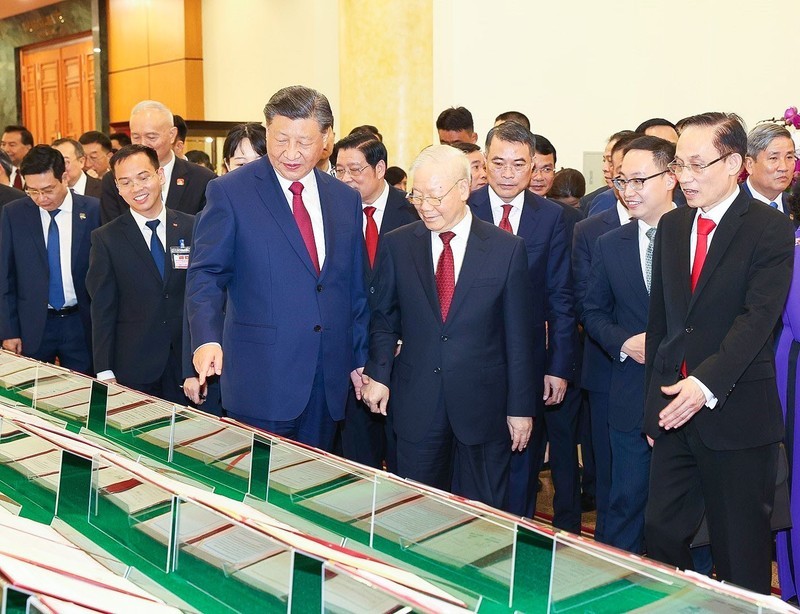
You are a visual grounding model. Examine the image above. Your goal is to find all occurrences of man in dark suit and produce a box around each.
[1,126,33,191]
[583,136,676,553]
[361,144,536,508]
[742,123,796,216]
[187,86,369,451]
[52,139,103,199]
[644,113,795,593]
[0,145,100,374]
[87,145,194,404]
[100,101,215,224]
[333,132,418,469]
[0,151,24,208]
[468,121,577,529]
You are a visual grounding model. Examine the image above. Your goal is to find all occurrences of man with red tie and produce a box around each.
[644,112,795,593]
[333,132,418,469]
[1,126,33,191]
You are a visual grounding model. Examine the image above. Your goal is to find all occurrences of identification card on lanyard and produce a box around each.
[170,239,190,270]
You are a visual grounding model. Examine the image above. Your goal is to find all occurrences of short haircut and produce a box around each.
[222,123,267,161]
[334,132,387,167]
[449,142,481,155]
[349,124,383,142]
[3,125,33,147]
[173,114,188,142]
[79,130,113,153]
[485,121,536,157]
[410,144,470,184]
[20,145,65,178]
[635,118,676,134]
[610,132,641,159]
[747,123,793,159]
[0,150,12,178]
[110,144,160,176]
[110,132,132,147]
[263,85,333,132]
[622,135,676,170]
[186,150,214,171]
[436,106,474,133]
[495,111,531,131]
[677,112,747,159]
[548,169,586,199]
[532,133,557,165]
[384,166,406,186]
[130,100,174,125]
[608,129,635,145]
[52,137,85,158]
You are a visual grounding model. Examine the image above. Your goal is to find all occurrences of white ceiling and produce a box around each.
[0,0,64,21]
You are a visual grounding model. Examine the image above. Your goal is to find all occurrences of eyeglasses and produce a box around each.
[406,180,462,207]
[116,172,157,190]
[666,152,732,176]
[488,160,531,174]
[612,170,669,192]
[532,165,555,176]
[334,164,370,179]
[25,186,59,199]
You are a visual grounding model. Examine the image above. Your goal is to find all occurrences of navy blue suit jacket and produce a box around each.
[469,188,575,388]
[740,181,792,216]
[0,193,100,357]
[583,221,649,431]
[186,158,369,422]
[572,206,622,391]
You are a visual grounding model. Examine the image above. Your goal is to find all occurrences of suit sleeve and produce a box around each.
[99,174,127,225]
[0,208,20,340]
[545,209,576,379]
[504,239,537,417]
[363,235,400,386]
[349,194,370,368]
[85,230,119,374]
[572,222,592,323]
[645,219,668,396]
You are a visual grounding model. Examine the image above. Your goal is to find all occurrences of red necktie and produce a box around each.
[682,216,717,377]
[13,171,23,190]
[499,204,513,233]
[436,231,456,321]
[289,181,320,274]
[364,206,378,268]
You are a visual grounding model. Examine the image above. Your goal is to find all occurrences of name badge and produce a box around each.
[170,245,191,270]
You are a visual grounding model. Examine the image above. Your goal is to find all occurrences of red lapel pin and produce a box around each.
[176,178,185,186]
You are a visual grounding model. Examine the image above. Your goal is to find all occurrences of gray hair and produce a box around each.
[0,150,12,179]
[485,120,537,157]
[410,144,471,184]
[747,123,793,159]
[130,100,174,125]
[263,85,333,133]
[52,137,85,158]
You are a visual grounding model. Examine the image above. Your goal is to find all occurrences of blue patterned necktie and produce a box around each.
[145,219,165,279]
[645,227,656,294]
[770,201,778,209]
[47,210,65,309]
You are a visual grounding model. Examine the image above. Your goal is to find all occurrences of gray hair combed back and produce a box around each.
[130,100,174,125]
[747,123,793,159]
[263,86,333,133]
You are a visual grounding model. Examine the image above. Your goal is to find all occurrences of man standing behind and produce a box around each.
[100,101,215,224]
[187,86,369,452]
[742,123,796,215]
[0,145,99,374]
[0,152,24,207]
[582,135,676,553]
[644,112,794,593]
[78,131,113,179]
[334,132,418,469]
[1,126,33,190]
[87,145,194,404]
[52,139,103,198]
[361,145,535,508]
[436,107,478,145]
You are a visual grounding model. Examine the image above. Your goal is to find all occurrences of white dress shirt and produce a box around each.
[275,170,326,268]
[129,203,167,250]
[745,178,785,213]
[363,181,389,236]
[39,189,77,308]
[488,187,524,234]
[161,152,176,204]
[616,200,631,226]
[9,167,21,189]
[71,171,88,196]
[431,209,472,283]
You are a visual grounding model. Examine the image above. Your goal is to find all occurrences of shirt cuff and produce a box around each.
[194,342,222,354]
[97,370,115,381]
[687,376,718,409]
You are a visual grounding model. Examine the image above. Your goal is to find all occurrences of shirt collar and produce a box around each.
[366,181,390,212]
[129,202,166,230]
[73,172,87,195]
[745,178,782,207]
[488,186,525,210]
[274,169,318,196]
[434,207,473,241]
[616,200,631,225]
[161,151,176,172]
[698,186,740,225]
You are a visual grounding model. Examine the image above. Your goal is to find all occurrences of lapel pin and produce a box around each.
[172,222,178,227]
[176,178,185,186]
[79,212,86,220]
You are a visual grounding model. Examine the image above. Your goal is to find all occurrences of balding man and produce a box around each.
[100,101,215,224]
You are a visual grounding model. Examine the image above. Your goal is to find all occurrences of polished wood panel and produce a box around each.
[107,0,148,73]
[108,67,149,123]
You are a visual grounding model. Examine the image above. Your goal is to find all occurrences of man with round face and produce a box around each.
[187,86,369,452]
[0,145,100,374]
[87,145,196,405]
[52,138,102,198]
[450,142,487,193]
[744,123,797,214]
[529,134,557,197]
[643,113,795,594]
[1,126,33,189]
[78,131,113,179]
[360,144,535,508]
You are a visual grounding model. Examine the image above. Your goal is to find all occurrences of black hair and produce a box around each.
[79,130,113,153]
[436,107,474,132]
[110,144,160,176]
[334,132,388,167]
[20,145,66,178]
[3,125,33,146]
[222,123,267,162]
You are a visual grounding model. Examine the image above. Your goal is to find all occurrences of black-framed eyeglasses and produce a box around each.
[406,180,462,207]
[612,170,669,192]
[334,164,370,179]
[666,152,733,176]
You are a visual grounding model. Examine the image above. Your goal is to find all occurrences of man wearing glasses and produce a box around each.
[87,145,195,404]
[0,145,100,374]
[644,113,794,593]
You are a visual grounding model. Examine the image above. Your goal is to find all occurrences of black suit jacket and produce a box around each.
[87,208,194,383]
[0,185,25,208]
[644,191,795,449]
[84,174,103,199]
[364,216,536,446]
[100,156,215,224]
[0,193,100,356]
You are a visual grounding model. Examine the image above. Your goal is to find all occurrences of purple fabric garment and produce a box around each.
[777,226,800,601]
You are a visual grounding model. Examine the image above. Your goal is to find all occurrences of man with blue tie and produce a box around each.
[583,135,676,553]
[0,145,99,374]
[742,123,796,215]
[187,86,369,451]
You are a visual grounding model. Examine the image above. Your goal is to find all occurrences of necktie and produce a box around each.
[645,227,656,294]
[690,217,716,292]
[12,171,22,191]
[47,210,65,310]
[436,231,456,322]
[769,201,778,209]
[364,206,378,268]
[289,181,320,274]
[145,219,165,279]
[499,204,513,233]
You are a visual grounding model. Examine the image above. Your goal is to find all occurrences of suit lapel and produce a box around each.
[163,209,188,286]
[444,217,489,326]
[120,212,163,285]
[411,224,440,321]
[318,172,335,281]
[616,221,649,310]
[517,192,541,239]
[71,196,88,278]
[23,200,47,268]
[165,158,186,210]
[468,187,493,223]
[677,206,694,309]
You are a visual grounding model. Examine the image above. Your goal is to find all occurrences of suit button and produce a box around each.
[433,367,441,374]
[164,293,169,299]
[685,326,693,334]
[314,325,322,332]
[440,335,448,342]
[317,284,323,293]
[370,286,375,294]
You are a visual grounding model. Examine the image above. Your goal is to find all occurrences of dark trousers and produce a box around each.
[578,392,596,498]
[587,390,611,543]
[27,311,91,375]
[340,387,397,472]
[645,422,778,594]
[606,425,650,554]
[122,349,184,405]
